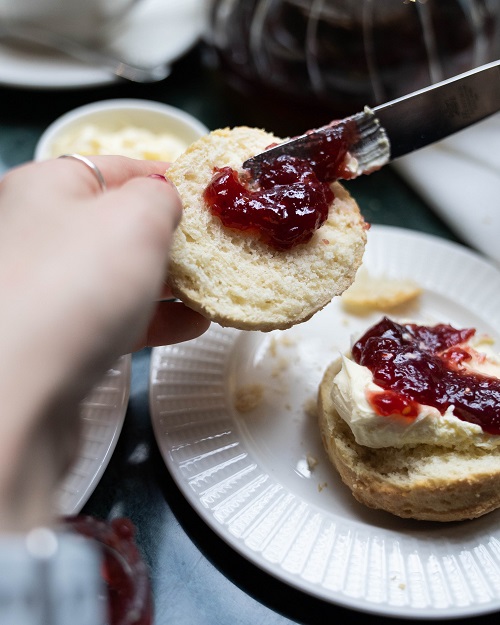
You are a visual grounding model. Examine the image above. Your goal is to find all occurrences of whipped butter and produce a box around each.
[50,124,188,161]
[331,334,500,450]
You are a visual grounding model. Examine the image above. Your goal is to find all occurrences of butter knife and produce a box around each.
[242,58,500,179]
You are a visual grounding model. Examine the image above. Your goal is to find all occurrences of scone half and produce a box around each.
[166,126,367,331]
[318,359,500,522]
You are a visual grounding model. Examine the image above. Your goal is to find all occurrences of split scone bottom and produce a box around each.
[166,127,367,332]
[318,360,500,522]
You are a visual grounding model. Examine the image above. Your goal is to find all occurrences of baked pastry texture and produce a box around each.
[166,126,367,331]
[318,358,500,522]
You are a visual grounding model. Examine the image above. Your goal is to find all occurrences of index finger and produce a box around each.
[4,156,172,199]
[88,155,170,188]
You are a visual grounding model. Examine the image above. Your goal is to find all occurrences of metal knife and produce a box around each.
[242,58,500,179]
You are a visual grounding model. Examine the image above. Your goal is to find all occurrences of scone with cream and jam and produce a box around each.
[166,126,367,331]
[318,316,500,522]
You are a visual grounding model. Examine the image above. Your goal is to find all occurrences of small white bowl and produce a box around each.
[34,98,209,162]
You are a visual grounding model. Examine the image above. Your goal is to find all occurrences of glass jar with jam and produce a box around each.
[64,515,153,625]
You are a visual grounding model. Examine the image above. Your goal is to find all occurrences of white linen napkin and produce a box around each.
[394,112,500,265]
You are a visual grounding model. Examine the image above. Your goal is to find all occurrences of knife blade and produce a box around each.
[242,58,500,179]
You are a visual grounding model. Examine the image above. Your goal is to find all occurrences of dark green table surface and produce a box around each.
[1,45,497,625]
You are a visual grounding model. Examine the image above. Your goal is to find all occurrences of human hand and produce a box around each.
[0,155,210,530]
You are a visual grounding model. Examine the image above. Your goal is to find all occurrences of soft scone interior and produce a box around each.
[167,126,367,331]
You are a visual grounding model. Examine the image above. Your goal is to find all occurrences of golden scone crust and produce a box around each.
[166,126,367,331]
[318,360,500,522]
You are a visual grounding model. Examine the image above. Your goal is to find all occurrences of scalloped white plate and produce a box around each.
[149,226,500,619]
[56,354,131,515]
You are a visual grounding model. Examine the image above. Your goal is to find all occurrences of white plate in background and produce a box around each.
[0,0,205,89]
[56,355,131,515]
[150,225,500,619]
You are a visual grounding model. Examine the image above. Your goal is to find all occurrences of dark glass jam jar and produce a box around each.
[204,0,500,135]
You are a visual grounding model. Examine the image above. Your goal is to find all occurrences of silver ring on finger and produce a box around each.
[58,153,107,192]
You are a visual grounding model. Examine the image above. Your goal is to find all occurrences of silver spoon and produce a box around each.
[0,22,171,83]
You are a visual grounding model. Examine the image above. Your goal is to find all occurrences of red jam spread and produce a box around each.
[203,120,358,250]
[351,317,500,435]
[295,121,359,182]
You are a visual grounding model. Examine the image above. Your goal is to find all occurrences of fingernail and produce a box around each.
[148,173,169,182]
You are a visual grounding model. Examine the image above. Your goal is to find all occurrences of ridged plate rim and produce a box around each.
[56,354,131,515]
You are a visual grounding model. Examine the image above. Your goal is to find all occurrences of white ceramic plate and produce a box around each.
[56,354,131,515]
[149,225,500,619]
[0,0,204,89]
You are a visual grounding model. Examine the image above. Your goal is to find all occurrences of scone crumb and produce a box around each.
[268,336,278,358]
[307,454,318,471]
[234,384,264,413]
[341,267,421,312]
[272,357,289,378]
[318,482,328,492]
[277,334,296,348]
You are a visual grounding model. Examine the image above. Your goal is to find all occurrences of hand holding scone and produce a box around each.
[0,155,209,531]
